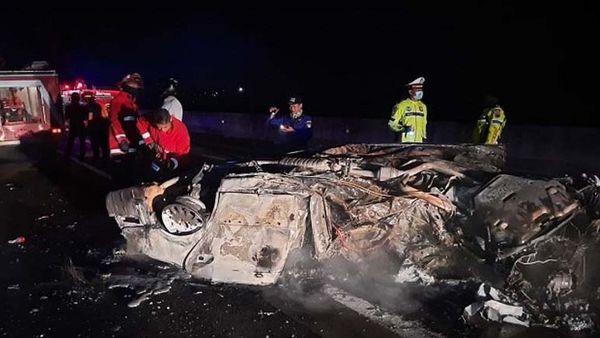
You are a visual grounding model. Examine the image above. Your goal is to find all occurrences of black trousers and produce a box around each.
[66,128,86,160]
[89,121,109,160]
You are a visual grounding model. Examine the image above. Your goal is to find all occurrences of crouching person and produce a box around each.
[137,108,191,181]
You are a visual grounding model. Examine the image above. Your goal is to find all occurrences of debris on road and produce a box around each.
[8,236,26,244]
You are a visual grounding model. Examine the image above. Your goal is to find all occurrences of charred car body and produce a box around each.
[106,143,600,332]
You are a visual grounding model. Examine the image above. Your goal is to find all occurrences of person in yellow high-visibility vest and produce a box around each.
[388,77,428,143]
[472,96,507,144]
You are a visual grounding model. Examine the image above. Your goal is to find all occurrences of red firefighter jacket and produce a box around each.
[109,91,140,156]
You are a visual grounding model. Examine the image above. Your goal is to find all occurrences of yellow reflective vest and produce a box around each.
[388,99,427,143]
[472,105,506,144]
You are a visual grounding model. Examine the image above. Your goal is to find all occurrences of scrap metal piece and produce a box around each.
[278,157,343,172]
[106,186,156,228]
[159,176,180,189]
[547,271,574,298]
[472,175,580,251]
[464,283,531,327]
[396,160,468,184]
[143,184,165,212]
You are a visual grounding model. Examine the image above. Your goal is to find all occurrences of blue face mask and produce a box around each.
[414,91,423,100]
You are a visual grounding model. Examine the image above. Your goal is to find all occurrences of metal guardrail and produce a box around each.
[0,70,57,75]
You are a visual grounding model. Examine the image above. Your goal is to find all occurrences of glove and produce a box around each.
[118,139,130,152]
[268,107,280,116]
[148,142,165,157]
[151,157,178,173]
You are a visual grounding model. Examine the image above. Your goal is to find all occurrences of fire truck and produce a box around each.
[0,69,62,144]
[60,79,120,120]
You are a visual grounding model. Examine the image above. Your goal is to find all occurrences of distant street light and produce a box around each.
[238,86,244,93]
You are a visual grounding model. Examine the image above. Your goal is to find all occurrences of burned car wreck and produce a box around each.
[106,143,600,332]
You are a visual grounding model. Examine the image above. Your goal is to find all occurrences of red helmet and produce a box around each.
[81,91,95,100]
[120,73,144,89]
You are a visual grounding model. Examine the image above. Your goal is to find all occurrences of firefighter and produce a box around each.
[64,92,88,160]
[472,95,507,144]
[82,91,109,161]
[267,96,313,152]
[138,108,190,176]
[108,73,144,158]
[161,78,183,121]
[388,77,428,143]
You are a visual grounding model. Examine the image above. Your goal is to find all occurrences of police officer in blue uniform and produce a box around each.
[267,97,313,152]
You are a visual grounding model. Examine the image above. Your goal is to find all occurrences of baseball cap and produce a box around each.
[288,97,302,105]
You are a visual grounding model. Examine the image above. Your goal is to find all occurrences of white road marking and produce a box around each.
[323,284,444,338]
[70,157,112,180]
[56,149,112,180]
[0,140,21,146]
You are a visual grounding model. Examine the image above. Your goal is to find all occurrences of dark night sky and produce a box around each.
[1,3,599,125]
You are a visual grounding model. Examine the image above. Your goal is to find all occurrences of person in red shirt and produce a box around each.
[138,108,190,173]
[109,73,144,157]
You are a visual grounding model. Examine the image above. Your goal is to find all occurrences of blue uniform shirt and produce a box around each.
[268,113,313,150]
